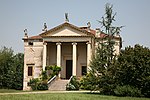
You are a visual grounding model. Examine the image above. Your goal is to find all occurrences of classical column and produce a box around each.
[87,42,91,71]
[43,42,47,71]
[72,42,77,76]
[56,42,61,78]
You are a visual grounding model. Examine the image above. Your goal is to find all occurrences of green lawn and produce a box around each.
[0,93,150,100]
[0,89,22,93]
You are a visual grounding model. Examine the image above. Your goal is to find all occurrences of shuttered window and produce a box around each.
[28,66,33,76]
[82,66,87,76]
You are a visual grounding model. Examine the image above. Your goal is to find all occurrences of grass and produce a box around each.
[0,89,22,93]
[0,92,150,100]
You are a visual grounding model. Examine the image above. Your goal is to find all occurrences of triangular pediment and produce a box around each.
[47,26,87,36]
[39,22,94,37]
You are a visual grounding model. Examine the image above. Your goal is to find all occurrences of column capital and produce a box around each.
[86,42,91,44]
[56,42,62,45]
[43,41,47,45]
[72,42,77,45]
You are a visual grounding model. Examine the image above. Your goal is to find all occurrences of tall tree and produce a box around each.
[91,3,122,72]
[83,3,123,94]
[0,47,14,88]
[98,3,122,68]
[0,47,24,89]
[13,53,24,90]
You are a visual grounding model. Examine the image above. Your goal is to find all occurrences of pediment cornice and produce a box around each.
[39,22,94,37]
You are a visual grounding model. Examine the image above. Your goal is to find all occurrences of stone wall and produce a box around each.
[23,41,43,90]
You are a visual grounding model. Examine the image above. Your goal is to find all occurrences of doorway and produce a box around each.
[66,60,72,79]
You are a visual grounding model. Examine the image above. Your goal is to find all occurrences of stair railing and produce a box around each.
[68,76,73,84]
[47,75,57,87]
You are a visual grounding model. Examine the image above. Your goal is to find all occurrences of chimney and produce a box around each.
[95,28,101,37]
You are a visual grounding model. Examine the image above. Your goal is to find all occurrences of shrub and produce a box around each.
[28,65,61,91]
[66,76,79,90]
[28,78,39,90]
[141,76,150,97]
[115,45,150,97]
[37,81,48,90]
[51,65,61,75]
[41,71,48,81]
[114,85,142,97]
[80,72,98,90]
[28,79,48,90]
[66,83,76,90]
[46,65,61,74]
[45,65,61,78]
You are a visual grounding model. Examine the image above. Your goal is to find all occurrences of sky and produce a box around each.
[0,0,150,53]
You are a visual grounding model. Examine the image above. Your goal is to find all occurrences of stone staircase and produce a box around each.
[48,79,69,91]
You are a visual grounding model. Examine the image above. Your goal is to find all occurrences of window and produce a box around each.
[28,42,33,46]
[82,66,87,76]
[28,66,33,76]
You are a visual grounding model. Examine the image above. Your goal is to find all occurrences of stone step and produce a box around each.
[48,79,69,91]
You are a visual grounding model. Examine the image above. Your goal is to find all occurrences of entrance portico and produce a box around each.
[40,22,94,79]
[42,41,92,79]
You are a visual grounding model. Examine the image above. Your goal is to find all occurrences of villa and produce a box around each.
[22,19,122,90]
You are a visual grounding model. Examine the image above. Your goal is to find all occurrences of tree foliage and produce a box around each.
[115,44,150,97]
[66,76,80,90]
[0,47,14,89]
[81,3,150,97]
[84,3,122,94]
[12,53,24,89]
[0,47,24,90]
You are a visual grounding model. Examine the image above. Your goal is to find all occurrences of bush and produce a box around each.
[66,76,79,90]
[28,79,48,90]
[114,85,142,97]
[28,78,39,91]
[80,72,98,90]
[66,83,76,90]
[114,45,150,97]
[37,81,48,90]
[141,76,150,97]
[98,75,116,95]
[41,71,48,81]
[45,65,61,76]
[28,65,61,91]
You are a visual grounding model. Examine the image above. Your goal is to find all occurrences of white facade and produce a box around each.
[22,22,122,90]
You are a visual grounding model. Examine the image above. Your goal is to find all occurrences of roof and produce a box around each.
[25,22,121,40]
[79,26,120,39]
[39,22,95,37]
[27,35,42,40]
[80,26,96,35]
